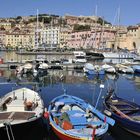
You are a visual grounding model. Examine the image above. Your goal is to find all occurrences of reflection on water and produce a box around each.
[0,68,140,139]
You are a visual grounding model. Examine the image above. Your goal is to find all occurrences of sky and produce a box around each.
[0,0,140,26]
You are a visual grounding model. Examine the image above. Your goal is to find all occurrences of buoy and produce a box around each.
[44,112,49,119]
[61,120,73,130]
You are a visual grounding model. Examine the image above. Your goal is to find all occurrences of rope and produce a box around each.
[95,85,104,109]
[8,123,15,140]
[5,124,11,140]
[4,122,15,140]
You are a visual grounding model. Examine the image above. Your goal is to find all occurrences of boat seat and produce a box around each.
[111,99,118,103]
[131,115,140,121]
[66,110,87,128]
[61,105,71,113]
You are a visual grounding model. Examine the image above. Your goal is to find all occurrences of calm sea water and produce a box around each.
[0,68,140,140]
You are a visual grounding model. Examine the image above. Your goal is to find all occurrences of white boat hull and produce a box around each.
[103,52,135,59]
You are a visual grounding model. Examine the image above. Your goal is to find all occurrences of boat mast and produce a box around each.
[51,16,53,48]
[98,16,105,51]
[94,5,98,51]
[36,9,39,49]
[117,6,121,51]
[115,7,120,51]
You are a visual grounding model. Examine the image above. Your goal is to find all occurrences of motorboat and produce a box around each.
[23,63,33,74]
[94,65,105,75]
[132,65,140,73]
[115,64,134,74]
[83,63,95,75]
[73,51,87,63]
[38,62,48,70]
[102,64,116,74]
[15,65,24,74]
[48,94,115,140]
[73,56,87,63]
[61,58,73,64]
[33,62,49,76]
[0,87,44,139]
[104,90,140,136]
[15,63,33,75]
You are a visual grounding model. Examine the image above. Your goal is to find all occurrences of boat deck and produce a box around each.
[0,112,35,121]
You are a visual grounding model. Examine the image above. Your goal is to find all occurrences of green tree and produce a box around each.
[73,24,90,31]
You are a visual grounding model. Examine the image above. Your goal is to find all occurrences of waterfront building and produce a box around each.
[39,27,47,47]
[0,27,6,48]
[46,25,60,48]
[67,28,115,50]
[127,25,140,54]
[5,27,35,49]
[0,22,11,31]
[110,25,140,54]
[59,27,71,48]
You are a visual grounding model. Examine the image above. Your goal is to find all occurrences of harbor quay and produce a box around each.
[0,61,85,70]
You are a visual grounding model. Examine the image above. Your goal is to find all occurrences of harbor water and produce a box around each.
[0,51,140,140]
[0,68,140,140]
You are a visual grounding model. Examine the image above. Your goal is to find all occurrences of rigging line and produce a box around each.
[8,123,15,140]
[5,124,11,140]
[95,84,104,109]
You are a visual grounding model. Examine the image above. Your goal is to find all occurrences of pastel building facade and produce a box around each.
[46,26,60,48]
[0,22,11,31]
[59,27,71,48]
[67,29,116,50]
[0,28,6,47]
[127,26,140,53]
[5,27,35,49]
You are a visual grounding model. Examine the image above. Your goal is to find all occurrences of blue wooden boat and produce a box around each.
[48,94,115,140]
[132,65,140,73]
[83,63,105,75]
[83,63,96,75]
[104,90,140,136]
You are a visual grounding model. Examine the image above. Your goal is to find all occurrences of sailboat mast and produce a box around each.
[117,6,120,51]
[94,5,98,50]
[51,16,53,48]
[36,9,39,49]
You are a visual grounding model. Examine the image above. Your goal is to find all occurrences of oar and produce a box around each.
[110,105,134,121]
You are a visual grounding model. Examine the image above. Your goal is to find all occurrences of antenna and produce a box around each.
[118,6,121,27]
[95,5,98,16]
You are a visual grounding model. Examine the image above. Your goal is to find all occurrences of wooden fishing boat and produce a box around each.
[0,87,44,139]
[83,63,95,75]
[132,65,140,73]
[48,94,115,140]
[104,90,140,136]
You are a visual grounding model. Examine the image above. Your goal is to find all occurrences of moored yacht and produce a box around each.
[102,52,136,59]
[73,51,87,63]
